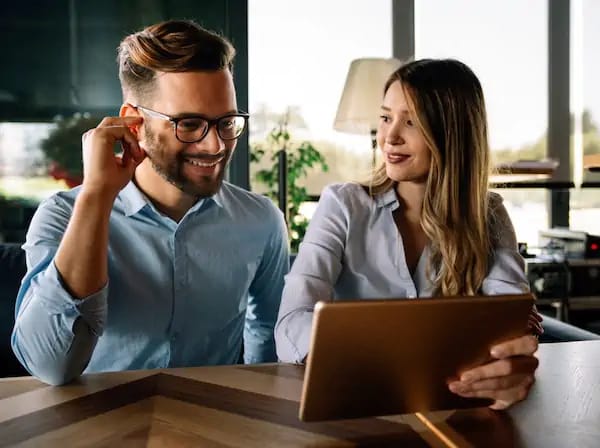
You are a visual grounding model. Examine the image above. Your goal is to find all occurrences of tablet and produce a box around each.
[299,293,534,421]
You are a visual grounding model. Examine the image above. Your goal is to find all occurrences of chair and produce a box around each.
[539,313,600,343]
[0,243,29,377]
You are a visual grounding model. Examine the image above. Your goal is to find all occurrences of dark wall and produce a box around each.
[0,0,249,187]
[0,0,248,120]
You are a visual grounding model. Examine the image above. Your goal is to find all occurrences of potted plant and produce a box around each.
[251,115,328,253]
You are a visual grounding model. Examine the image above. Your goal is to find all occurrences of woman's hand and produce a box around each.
[447,334,539,410]
[528,306,544,337]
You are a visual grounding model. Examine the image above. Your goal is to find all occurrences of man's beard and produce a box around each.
[142,126,230,198]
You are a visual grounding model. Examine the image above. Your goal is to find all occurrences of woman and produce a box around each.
[275,58,540,410]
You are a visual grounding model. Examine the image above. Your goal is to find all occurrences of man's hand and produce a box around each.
[81,116,146,199]
[448,335,539,410]
[53,116,147,299]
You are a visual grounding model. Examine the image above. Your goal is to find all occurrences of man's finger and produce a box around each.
[98,116,143,128]
[86,125,142,154]
[121,139,146,164]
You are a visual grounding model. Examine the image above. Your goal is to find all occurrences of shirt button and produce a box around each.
[171,332,179,342]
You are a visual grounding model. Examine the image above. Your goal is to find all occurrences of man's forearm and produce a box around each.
[54,190,116,298]
[13,305,100,385]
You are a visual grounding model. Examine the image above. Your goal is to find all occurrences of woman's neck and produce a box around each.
[395,181,426,222]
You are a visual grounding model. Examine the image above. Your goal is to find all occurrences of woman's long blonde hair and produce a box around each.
[367,59,491,296]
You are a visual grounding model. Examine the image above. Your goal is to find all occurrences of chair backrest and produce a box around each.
[0,243,29,377]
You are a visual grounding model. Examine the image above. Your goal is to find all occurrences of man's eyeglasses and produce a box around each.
[133,105,249,144]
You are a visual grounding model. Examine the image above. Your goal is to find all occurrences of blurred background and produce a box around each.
[1,0,599,332]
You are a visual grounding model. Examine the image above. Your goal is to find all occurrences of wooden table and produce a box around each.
[1,341,599,447]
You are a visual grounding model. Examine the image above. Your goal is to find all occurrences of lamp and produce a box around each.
[333,58,402,155]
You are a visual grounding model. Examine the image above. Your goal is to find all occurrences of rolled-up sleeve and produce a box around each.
[11,195,107,385]
[275,185,348,363]
[244,205,290,364]
[482,194,530,295]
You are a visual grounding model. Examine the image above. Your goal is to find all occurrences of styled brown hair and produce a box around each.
[117,20,235,102]
[367,58,492,297]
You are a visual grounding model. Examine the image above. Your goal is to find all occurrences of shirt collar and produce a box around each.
[188,188,224,212]
[374,187,399,209]
[120,182,149,217]
[119,181,224,217]
[210,188,224,208]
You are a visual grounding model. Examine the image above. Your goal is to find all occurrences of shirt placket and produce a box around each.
[169,224,185,366]
[390,210,418,299]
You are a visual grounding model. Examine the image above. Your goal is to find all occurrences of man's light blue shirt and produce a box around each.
[12,181,289,385]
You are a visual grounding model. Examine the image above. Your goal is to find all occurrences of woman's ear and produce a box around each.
[120,103,142,138]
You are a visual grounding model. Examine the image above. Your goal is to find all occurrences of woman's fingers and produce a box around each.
[489,335,538,359]
[450,375,535,410]
[448,337,539,410]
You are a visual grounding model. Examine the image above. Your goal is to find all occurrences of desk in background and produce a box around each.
[526,257,600,322]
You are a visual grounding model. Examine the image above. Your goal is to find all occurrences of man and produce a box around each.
[11,20,289,385]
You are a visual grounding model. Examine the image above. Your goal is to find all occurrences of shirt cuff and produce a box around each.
[281,312,313,364]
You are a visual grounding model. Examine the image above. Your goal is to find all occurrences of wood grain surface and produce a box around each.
[1,341,598,447]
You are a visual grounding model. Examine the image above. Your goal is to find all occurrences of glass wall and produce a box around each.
[490,189,548,247]
[570,0,600,236]
[415,0,549,246]
[579,0,600,166]
[248,0,392,196]
[0,122,70,201]
[0,122,64,243]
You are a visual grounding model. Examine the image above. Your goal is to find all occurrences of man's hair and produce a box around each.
[367,58,492,297]
[117,20,236,102]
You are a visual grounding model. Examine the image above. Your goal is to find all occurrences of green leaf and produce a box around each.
[250,113,328,252]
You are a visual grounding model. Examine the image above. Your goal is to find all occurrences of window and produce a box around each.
[491,189,548,248]
[248,0,392,196]
[576,0,600,178]
[569,0,600,234]
[0,123,64,201]
[0,122,66,243]
[415,0,548,157]
[570,190,600,235]
[415,0,548,246]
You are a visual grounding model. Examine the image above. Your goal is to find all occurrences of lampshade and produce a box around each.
[333,58,402,134]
